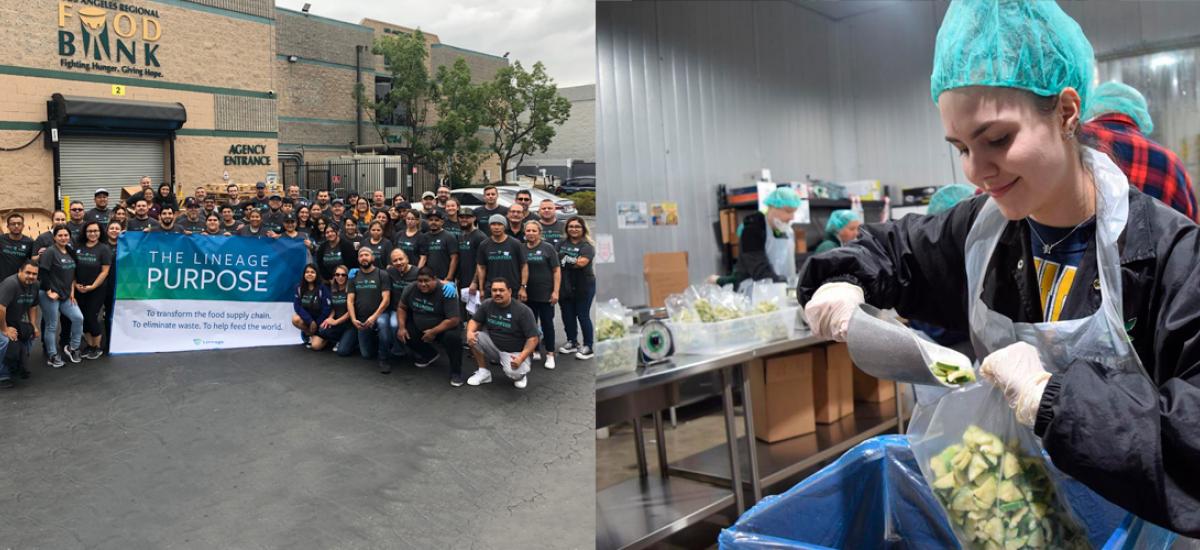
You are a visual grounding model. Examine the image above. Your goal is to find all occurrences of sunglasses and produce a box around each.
[70,208,84,212]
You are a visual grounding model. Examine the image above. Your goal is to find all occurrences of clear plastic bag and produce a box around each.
[910,382,1091,550]
[596,298,629,343]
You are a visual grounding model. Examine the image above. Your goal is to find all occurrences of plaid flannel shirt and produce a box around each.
[1081,114,1197,221]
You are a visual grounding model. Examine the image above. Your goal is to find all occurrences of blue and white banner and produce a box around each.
[110,232,307,354]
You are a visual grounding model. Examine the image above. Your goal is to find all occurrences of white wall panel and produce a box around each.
[596,1,834,305]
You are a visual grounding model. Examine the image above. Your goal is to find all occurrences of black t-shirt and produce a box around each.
[0,234,35,281]
[393,230,423,263]
[561,238,600,294]
[33,231,59,257]
[236,224,268,238]
[386,266,418,311]
[456,229,488,288]
[126,216,159,232]
[524,241,559,302]
[263,210,285,234]
[444,222,464,242]
[178,215,206,234]
[84,207,111,225]
[419,230,458,281]
[474,204,509,220]
[471,299,538,353]
[149,223,186,234]
[349,267,390,320]
[538,220,566,249]
[506,224,526,243]
[401,282,460,332]
[66,220,86,242]
[0,273,37,328]
[479,237,527,289]
[297,284,324,321]
[316,239,357,281]
[74,242,113,287]
[221,219,242,233]
[362,238,393,269]
[329,287,349,319]
[38,246,76,297]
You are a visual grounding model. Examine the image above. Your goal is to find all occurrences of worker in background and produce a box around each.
[707,187,801,287]
[1081,81,1197,221]
[812,209,861,254]
[801,0,1200,535]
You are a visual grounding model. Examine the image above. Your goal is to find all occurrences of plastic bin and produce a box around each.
[669,307,798,356]
[719,435,1178,550]
[595,334,640,378]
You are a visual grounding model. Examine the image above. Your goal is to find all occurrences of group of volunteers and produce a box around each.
[799,0,1200,538]
[0,178,597,391]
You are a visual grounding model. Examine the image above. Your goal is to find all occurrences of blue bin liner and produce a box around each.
[719,435,1177,550]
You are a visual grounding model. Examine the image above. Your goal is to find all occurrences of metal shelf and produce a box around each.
[596,475,736,550]
[669,399,901,490]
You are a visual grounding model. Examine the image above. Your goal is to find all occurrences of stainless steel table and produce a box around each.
[597,330,908,550]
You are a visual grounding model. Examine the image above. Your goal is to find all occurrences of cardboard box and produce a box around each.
[793,226,807,254]
[749,353,816,443]
[643,252,689,308]
[813,344,856,424]
[720,209,739,244]
[853,366,897,403]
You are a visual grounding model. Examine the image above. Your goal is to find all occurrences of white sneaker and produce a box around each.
[558,342,578,354]
[533,351,543,361]
[544,355,556,370]
[514,375,528,389]
[467,368,493,386]
[575,345,594,360]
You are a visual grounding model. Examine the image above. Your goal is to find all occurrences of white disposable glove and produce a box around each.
[803,282,865,342]
[979,341,1052,427]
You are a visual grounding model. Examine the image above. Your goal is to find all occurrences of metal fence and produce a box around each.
[280,157,441,201]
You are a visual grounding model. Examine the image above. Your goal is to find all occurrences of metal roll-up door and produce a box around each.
[58,136,165,210]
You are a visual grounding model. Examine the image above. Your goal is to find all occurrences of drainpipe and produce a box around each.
[355,45,365,146]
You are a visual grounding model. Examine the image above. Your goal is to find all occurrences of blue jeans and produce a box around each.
[559,280,595,347]
[333,325,359,357]
[385,311,409,357]
[40,291,83,355]
[355,313,394,361]
[527,301,556,352]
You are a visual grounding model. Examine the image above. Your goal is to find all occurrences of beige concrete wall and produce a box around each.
[0,73,216,127]
[275,61,357,121]
[0,132,54,211]
[0,0,273,92]
[174,136,279,196]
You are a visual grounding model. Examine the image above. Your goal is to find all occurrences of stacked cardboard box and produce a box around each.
[813,343,855,424]
[643,252,689,308]
[748,352,816,442]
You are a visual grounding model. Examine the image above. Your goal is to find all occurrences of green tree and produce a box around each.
[482,61,572,183]
[428,59,489,187]
[354,30,435,168]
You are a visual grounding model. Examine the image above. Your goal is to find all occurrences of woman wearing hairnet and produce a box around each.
[709,187,802,287]
[813,209,863,254]
[801,0,1200,536]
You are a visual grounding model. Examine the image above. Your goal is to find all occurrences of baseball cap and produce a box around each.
[94,188,109,197]
[269,194,282,200]
[397,201,412,210]
[283,213,297,222]
[459,209,476,218]
[255,181,266,189]
[184,197,198,207]
[488,214,506,226]
[421,191,436,199]
[332,198,344,205]
[425,209,444,219]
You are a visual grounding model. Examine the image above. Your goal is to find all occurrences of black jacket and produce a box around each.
[730,212,785,284]
[799,189,1200,536]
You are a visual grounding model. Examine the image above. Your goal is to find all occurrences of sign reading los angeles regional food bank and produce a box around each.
[57,0,166,79]
[110,232,306,354]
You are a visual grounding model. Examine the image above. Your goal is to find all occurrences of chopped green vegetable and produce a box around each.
[928,425,1088,549]
[596,318,627,342]
[932,360,977,386]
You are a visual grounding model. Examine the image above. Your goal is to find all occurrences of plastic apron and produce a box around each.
[962,148,1184,546]
[765,217,798,283]
[964,147,1140,375]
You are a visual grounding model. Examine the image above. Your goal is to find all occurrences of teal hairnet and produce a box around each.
[825,209,862,235]
[928,184,976,215]
[930,0,1095,113]
[1086,81,1153,134]
[764,187,802,209]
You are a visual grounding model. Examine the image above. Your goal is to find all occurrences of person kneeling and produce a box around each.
[465,278,539,389]
[396,267,464,386]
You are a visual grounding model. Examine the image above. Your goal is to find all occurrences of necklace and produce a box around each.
[1026,218,1091,255]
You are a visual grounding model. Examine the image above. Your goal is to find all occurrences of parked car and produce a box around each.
[555,176,595,196]
[450,186,577,222]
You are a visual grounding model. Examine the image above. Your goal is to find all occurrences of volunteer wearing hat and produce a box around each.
[1081,81,1197,221]
[812,209,862,254]
[84,189,111,225]
[250,181,269,210]
[263,194,285,234]
[417,209,458,283]
[420,191,446,222]
[178,198,206,234]
[709,187,803,287]
[801,0,1200,534]
[328,199,348,230]
[456,209,487,298]
[477,214,528,300]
